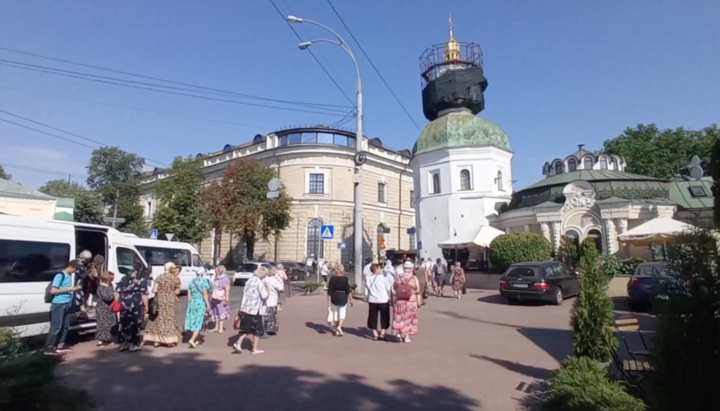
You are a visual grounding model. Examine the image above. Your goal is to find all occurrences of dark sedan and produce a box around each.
[627,262,668,310]
[499,261,580,305]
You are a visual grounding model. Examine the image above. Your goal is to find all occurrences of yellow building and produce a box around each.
[138,126,416,267]
[0,178,74,220]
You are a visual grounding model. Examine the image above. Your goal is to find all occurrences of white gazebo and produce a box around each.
[618,217,696,245]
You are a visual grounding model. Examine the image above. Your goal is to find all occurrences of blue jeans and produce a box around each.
[46,303,72,348]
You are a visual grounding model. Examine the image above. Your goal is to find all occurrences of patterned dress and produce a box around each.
[117,276,148,345]
[185,277,210,332]
[392,272,419,336]
[210,275,230,322]
[144,273,181,345]
[452,267,466,291]
[95,284,117,342]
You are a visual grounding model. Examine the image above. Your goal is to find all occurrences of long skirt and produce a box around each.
[392,300,418,336]
[144,296,179,344]
[263,306,279,334]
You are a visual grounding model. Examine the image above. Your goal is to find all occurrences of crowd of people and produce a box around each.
[44,251,465,355]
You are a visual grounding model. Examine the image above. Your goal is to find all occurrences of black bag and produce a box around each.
[462,285,467,295]
[148,297,159,320]
[44,273,65,303]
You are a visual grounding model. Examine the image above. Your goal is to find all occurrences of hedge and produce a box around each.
[490,232,552,271]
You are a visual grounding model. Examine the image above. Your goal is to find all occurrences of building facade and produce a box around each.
[0,178,74,220]
[139,127,416,267]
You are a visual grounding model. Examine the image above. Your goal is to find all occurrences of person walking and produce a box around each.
[383,260,396,281]
[117,262,149,352]
[144,262,181,347]
[450,261,466,299]
[321,261,329,290]
[366,263,392,341]
[327,265,352,336]
[393,261,420,343]
[94,270,118,347]
[209,265,231,334]
[434,258,448,297]
[46,260,81,354]
[274,264,288,311]
[262,267,284,336]
[185,272,211,348]
[414,260,428,306]
[233,266,270,355]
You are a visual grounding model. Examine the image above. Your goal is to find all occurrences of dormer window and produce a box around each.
[583,157,593,169]
[555,162,563,175]
[568,158,577,172]
[600,157,608,170]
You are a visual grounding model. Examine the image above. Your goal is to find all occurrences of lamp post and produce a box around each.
[288,15,364,292]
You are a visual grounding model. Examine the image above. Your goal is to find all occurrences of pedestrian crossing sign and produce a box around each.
[320,224,334,239]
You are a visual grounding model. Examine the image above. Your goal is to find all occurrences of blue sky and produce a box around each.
[1,1,718,190]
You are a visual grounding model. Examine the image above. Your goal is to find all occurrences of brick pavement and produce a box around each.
[57,290,574,411]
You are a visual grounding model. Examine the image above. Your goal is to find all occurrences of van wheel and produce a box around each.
[553,288,563,305]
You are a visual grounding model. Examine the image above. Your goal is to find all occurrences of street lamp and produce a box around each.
[288,14,365,292]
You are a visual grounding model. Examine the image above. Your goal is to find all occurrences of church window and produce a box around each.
[583,157,593,169]
[460,169,471,190]
[496,170,504,191]
[555,162,563,175]
[568,158,577,172]
[431,172,441,194]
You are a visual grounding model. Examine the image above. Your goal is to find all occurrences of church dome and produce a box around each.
[412,110,511,155]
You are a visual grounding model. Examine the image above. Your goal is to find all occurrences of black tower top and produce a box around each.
[419,16,488,122]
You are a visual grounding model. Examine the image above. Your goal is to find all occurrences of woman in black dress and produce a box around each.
[95,270,118,346]
[117,262,148,352]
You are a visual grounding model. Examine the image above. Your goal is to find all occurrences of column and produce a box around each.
[540,222,551,243]
[552,221,561,253]
[617,218,628,256]
[524,224,530,232]
[603,218,615,254]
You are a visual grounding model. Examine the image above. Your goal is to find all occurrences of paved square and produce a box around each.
[58,290,573,411]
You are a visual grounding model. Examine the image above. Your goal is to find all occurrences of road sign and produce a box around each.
[337,241,346,249]
[266,191,279,199]
[165,233,175,241]
[320,224,334,239]
[379,249,386,257]
[417,241,423,250]
[407,227,416,235]
[150,229,158,240]
[103,217,125,224]
[267,178,281,191]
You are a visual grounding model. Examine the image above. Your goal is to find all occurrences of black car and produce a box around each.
[499,261,580,305]
[278,261,312,281]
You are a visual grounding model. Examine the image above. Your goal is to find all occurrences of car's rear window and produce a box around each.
[636,264,668,276]
[505,266,537,278]
[239,264,258,272]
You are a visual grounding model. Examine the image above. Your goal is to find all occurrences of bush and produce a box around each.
[490,232,552,270]
[581,237,599,257]
[600,255,644,278]
[541,356,646,411]
[570,246,617,362]
[303,280,323,293]
[648,230,720,411]
[557,235,579,269]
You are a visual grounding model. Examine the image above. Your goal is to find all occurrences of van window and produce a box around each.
[192,254,204,267]
[0,239,71,283]
[116,247,141,276]
[136,246,191,267]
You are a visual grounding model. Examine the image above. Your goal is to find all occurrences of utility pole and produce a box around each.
[112,189,119,228]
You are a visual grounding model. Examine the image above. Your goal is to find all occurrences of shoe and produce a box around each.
[96,341,104,347]
[118,343,129,352]
[129,345,142,352]
[251,350,265,355]
[188,341,198,349]
[404,336,412,343]
[55,346,73,354]
[153,342,160,348]
[232,343,242,353]
[336,328,344,337]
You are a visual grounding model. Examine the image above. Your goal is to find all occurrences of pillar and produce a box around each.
[617,218,628,257]
[603,218,615,254]
[552,221,561,253]
[540,222,551,243]
[524,224,530,232]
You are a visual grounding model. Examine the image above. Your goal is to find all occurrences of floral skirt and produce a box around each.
[392,300,418,336]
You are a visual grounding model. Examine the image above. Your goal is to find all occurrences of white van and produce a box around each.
[0,214,148,337]
[126,237,211,291]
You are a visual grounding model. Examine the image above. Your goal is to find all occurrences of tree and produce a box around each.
[152,156,209,243]
[204,159,292,259]
[603,123,720,179]
[0,164,10,180]
[711,138,720,227]
[38,179,103,224]
[489,232,552,271]
[39,179,85,198]
[86,146,145,234]
[556,235,579,269]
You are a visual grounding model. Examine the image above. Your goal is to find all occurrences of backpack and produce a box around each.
[395,277,414,301]
[44,272,65,304]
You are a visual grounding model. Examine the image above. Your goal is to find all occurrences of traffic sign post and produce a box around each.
[320,224,334,240]
[150,229,158,240]
[165,233,175,241]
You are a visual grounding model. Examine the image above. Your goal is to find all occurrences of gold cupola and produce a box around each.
[444,14,460,62]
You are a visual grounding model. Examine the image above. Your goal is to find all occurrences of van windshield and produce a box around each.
[505,266,537,278]
[136,246,191,267]
[239,264,258,272]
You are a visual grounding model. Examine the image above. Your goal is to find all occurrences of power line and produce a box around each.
[0,162,85,179]
[267,0,356,107]
[0,116,95,149]
[0,60,349,116]
[325,0,421,130]
[0,46,353,110]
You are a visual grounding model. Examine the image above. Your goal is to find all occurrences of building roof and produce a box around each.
[525,170,667,190]
[667,177,714,210]
[413,110,511,155]
[0,178,55,200]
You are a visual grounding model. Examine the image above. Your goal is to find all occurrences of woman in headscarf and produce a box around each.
[263,267,284,336]
[144,262,181,348]
[185,269,211,348]
[450,261,466,299]
[233,266,269,355]
[392,261,420,343]
[117,260,149,352]
[274,264,288,311]
[209,265,231,333]
[94,270,118,347]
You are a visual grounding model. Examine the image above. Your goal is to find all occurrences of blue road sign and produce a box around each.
[150,229,158,240]
[407,227,416,235]
[417,241,423,250]
[320,224,334,239]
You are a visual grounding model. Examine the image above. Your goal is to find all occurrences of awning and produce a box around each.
[618,217,696,245]
[438,225,505,248]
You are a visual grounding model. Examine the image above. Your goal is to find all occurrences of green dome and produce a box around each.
[413,111,511,155]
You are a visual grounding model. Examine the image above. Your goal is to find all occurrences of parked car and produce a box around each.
[627,262,669,310]
[498,261,580,305]
[278,261,312,281]
[232,262,274,286]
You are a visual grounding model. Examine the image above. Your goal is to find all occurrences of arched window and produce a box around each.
[600,157,608,170]
[583,157,593,170]
[306,218,324,259]
[496,170,504,191]
[568,158,577,172]
[612,157,619,171]
[432,172,441,194]
[460,169,471,190]
[555,162,563,175]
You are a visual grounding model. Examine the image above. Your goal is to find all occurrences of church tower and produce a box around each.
[411,17,514,262]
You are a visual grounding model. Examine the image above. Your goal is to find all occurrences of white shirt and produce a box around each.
[321,264,329,277]
[366,272,393,304]
[263,276,284,308]
[240,277,269,315]
[395,265,404,276]
[363,263,373,279]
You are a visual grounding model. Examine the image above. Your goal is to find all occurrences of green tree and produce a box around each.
[570,241,617,362]
[489,232,552,271]
[711,138,720,227]
[556,235,579,269]
[38,179,103,224]
[152,156,209,243]
[86,146,146,234]
[0,164,10,180]
[39,179,85,198]
[206,159,292,259]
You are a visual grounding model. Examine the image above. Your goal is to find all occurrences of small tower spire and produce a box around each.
[449,14,454,39]
[444,14,460,62]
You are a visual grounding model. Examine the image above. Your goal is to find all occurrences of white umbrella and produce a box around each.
[438,225,505,248]
[618,217,695,245]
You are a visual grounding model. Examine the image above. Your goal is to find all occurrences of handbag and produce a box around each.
[110,300,121,313]
[327,306,334,324]
[211,287,225,301]
[148,297,159,320]
[462,285,467,295]
[233,316,240,330]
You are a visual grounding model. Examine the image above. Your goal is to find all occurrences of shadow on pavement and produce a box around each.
[58,350,481,411]
[469,354,554,380]
[476,294,546,306]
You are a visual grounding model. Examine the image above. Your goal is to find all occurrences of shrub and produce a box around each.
[570,246,617,362]
[648,230,720,411]
[600,255,644,278]
[303,280,323,293]
[490,232,552,271]
[557,235,579,269]
[541,356,646,411]
[581,237,599,257]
